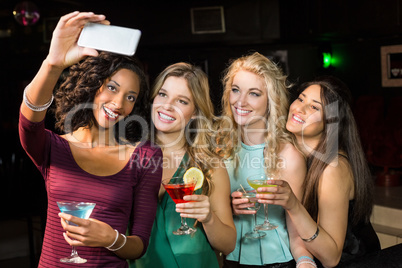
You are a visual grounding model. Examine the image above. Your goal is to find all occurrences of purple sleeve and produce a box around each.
[18,111,50,176]
[130,142,163,257]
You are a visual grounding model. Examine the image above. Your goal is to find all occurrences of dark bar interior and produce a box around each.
[0,0,401,267]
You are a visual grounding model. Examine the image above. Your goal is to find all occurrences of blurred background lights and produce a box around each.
[322,52,332,68]
[13,1,40,26]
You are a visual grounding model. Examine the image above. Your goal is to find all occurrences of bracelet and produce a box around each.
[297,256,314,263]
[296,260,317,268]
[301,225,319,242]
[108,233,127,252]
[23,87,54,112]
[105,229,119,249]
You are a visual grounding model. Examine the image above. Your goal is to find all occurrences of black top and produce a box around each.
[317,201,381,267]
[341,243,402,268]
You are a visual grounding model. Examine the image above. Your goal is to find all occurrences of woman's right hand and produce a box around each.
[231,191,257,215]
[47,11,109,70]
[59,212,116,248]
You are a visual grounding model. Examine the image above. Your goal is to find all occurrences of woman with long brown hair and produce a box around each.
[259,75,380,267]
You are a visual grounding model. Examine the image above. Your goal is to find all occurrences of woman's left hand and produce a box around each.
[175,194,212,223]
[59,212,116,247]
[256,179,299,210]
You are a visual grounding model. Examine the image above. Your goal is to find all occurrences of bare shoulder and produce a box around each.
[210,158,230,183]
[278,142,306,171]
[320,156,354,198]
[209,158,231,199]
[277,143,306,194]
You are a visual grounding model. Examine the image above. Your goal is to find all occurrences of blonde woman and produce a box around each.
[216,52,314,268]
[132,62,236,268]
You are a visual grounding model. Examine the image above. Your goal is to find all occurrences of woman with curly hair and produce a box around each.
[132,62,236,268]
[18,12,162,267]
[216,52,313,267]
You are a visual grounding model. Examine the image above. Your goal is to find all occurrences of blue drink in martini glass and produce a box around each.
[57,201,96,263]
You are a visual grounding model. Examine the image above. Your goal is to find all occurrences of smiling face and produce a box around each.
[93,68,140,129]
[152,76,196,136]
[286,84,325,146]
[229,70,269,129]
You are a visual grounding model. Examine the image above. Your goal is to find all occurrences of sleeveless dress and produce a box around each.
[224,143,293,266]
[131,153,219,268]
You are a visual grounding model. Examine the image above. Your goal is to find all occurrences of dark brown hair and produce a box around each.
[53,52,149,143]
[300,75,373,226]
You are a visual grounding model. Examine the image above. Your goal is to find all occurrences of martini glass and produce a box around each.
[56,201,96,263]
[247,173,278,230]
[239,189,266,239]
[163,176,197,235]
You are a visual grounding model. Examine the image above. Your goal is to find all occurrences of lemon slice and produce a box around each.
[183,167,204,191]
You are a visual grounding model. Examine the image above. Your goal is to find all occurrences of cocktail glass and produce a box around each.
[247,173,278,230]
[239,189,266,239]
[56,201,96,263]
[163,176,197,235]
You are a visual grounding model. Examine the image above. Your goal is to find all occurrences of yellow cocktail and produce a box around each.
[246,173,278,230]
[247,180,276,194]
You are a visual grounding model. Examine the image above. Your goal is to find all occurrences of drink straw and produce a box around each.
[240,184,247,193]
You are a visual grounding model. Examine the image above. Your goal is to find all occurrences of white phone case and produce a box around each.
[78,23,142,56]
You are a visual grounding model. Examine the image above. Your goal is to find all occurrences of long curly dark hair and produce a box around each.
[52,51,150,144]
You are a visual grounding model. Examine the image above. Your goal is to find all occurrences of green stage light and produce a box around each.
[322,52,332,68]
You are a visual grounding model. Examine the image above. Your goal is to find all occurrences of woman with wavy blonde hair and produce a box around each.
[132,62,236,268]
[216,52,313,267]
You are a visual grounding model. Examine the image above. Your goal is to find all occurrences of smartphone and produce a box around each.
[77,22,142,56]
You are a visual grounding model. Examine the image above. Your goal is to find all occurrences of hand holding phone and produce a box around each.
[78,23,141,56]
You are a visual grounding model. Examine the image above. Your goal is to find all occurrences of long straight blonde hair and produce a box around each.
[151,62,217,195]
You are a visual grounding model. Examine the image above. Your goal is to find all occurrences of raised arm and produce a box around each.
[20,11,108,122]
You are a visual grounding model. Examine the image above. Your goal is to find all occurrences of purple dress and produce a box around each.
[19,112,163,268]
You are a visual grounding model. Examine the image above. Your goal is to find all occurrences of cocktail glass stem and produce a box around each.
[174,217,197,235]
[254,213,258,231]
[256,204,277,231]
[264,204,269,224]
[245,209,266,239]
[60,245,86,263]
[242,193,266,239]
[70,246,79,259]
[57,201,95,263]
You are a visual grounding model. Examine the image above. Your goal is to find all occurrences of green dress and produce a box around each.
[131,153,219,268]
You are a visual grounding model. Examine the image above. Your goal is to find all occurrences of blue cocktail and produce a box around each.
[57,201,96,263]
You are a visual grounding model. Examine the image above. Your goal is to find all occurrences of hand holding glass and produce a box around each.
[239,189,266,239]
[57,201,96,264]
[247,174,278,230]
[163,176,197,235]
